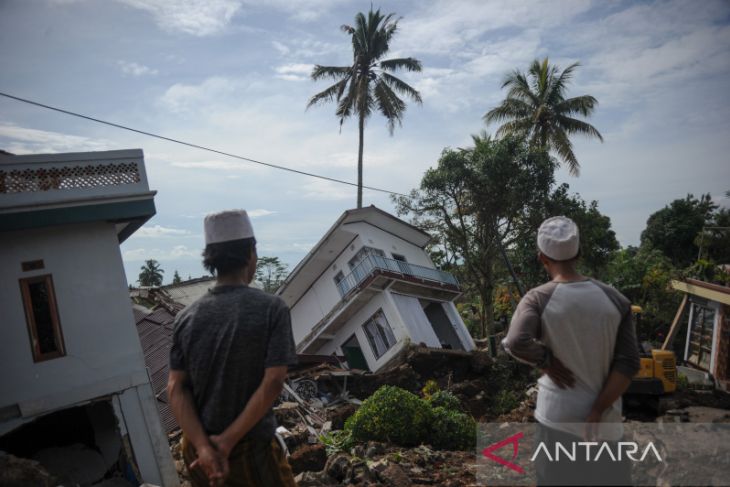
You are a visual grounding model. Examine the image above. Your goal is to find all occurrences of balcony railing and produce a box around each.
[0,149,151,209]
[335,255,459,297]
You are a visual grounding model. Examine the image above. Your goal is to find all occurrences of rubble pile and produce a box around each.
[294,442,477,487]
[0,451,57,487]
[168,345,536,486]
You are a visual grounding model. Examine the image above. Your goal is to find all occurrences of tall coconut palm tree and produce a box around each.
[307,8,422,208]
[484,58,602,176]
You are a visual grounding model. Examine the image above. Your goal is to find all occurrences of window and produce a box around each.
[334,271,347,297]
[20,275,65,362]
[348,246,385,270]
[362,311,397,359]
[687,303,715,370]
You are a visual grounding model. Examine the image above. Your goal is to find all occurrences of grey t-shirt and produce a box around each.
[169,285,298,438]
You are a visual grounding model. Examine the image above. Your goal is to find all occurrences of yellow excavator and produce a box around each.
[625,306,677,404]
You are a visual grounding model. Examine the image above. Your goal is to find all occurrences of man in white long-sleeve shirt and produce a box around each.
[502,216,640,486]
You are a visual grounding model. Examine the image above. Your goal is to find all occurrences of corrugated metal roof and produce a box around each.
[135,306,178,433]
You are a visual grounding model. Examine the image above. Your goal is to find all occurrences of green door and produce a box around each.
[342,334,369,371]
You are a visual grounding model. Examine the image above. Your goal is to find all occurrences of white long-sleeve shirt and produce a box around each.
[502,279,640,439]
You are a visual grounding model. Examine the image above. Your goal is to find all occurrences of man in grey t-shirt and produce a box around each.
[502,216,640,486]
[167,210,297,487]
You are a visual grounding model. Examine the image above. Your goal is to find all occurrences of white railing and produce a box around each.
[0,149,151,208]
[336,255,459,297]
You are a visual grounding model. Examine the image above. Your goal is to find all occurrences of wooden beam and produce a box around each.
[662,294,689,350]
[671,279,730,305]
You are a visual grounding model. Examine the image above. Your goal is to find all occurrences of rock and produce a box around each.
[288,443,327,474]
[294,471,337,486]
[365,441,387,459]
[346,459,377,485]
[328,403,358,430]
[324,453,351,482]
[468,350,492,374]
[280,423,310,451]
[0,451,57,487]
[33,443,107,486]
[377,464,412,486]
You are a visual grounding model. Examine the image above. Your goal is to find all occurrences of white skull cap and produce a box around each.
[204,210,255,245]
[537,216,580,261]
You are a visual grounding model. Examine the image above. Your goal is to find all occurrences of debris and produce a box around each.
[288,443,327,474]
[376,463,412,486]
[0,451,57,487]
[324,453,351,483]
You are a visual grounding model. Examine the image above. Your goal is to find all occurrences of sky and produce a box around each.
[1,0,729,285]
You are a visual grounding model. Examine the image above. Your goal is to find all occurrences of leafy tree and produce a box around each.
[138,259,164,287]
[308,8,422,208]
[511,183,619,289]
[172,270,182,285]
[256,256,289,293]
[695,207,730,264]
[484,58,602,176]
[640,193,716,267]
[395,135,555,337]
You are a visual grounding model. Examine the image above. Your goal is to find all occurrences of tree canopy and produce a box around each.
[256,256,289,293]
[640,193,717,267]
[395,135,555,337]
[308,8,422,208]
[484,58,602,176]
[138,259,164,287]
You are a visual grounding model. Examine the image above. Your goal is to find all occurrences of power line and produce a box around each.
[0,91,409,197]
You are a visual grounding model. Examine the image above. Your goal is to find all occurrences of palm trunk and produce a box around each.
[357,114,364,209]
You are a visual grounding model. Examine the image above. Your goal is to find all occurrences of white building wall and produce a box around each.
[291,223,438,345]
[343,221,433,267]
[0,221,178,486]
[0,222,148,407]
[315,292,410,371]
[291,233,365,343]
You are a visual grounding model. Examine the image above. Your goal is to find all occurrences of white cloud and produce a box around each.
[117,60,158,77]
[116,0,243,36]
[133,225,191,238]
[159,77,236,112]
[272,40,290,55]
[397,0,592,55]
[296,178,357,201]
[275,63,314,81]
[248,209,276,218]
[0,122,111,154]
[123,245,199,261]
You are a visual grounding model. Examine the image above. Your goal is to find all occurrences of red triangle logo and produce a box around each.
[481,431,525,474]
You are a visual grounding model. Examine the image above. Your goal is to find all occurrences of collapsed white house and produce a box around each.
[278,206,475,373]
[0,149,178,486]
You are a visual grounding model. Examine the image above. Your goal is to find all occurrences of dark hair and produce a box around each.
[202,237,256,276]
[539,247,582,264]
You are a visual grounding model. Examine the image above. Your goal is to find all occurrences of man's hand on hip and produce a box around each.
[541,356,576,389]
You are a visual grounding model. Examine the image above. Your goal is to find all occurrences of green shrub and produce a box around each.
[319,429,354,455]
[421,379,440,399]
[345,385,432,446]
[426,390,462,412]
[430,406,476,451]
[490,389,521,416]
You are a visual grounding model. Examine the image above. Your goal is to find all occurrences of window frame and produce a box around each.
[362,310,397,360]
[19,274,66,362]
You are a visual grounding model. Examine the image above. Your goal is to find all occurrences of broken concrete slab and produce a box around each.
[33,443,107,486]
